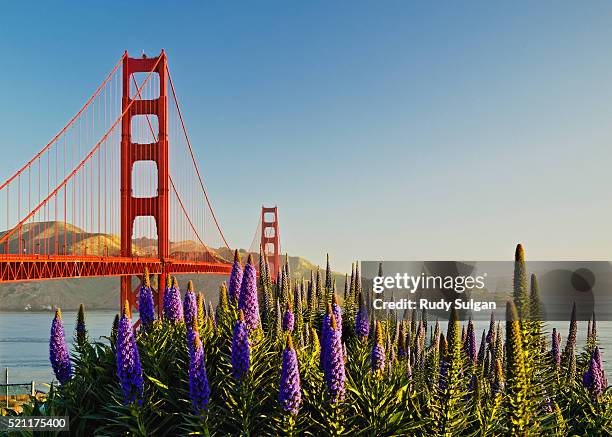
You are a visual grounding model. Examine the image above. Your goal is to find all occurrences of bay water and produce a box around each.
[0,311,610,388]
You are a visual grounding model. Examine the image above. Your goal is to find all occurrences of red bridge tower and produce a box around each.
[120,51,169,314]
[261,206,280,281]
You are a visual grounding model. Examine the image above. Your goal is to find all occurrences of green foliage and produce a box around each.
[20,251,612,436]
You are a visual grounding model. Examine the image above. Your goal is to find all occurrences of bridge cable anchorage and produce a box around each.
[166,66,230,250]
[0,53,127,192]
[0,55,162,248]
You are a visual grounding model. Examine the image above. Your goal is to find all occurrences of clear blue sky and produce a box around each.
[2,1,612,272]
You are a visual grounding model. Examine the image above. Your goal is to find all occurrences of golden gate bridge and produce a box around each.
[0,51,280,316]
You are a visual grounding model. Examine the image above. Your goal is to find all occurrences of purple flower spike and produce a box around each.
[183,281,197,327]
[583,347,608,399]
[551,328,561,368]
[138,269,155,330]
[466,319,476,364]
[321,304,334,372]
[332,293,342,333]
[190,332,211,415]
[163,276,183,323]
[116,302,144,405]
[282,301,295,332]
[228,249,243,303]
[486,312,495,344]
[355,301,370,341]
[238,254,261,331]
[187,322,198,359]
[398,330,407,359]
[279,336,302,415]
[49,308,72,384]
[232,310,251,379]
[371,321,386,374]
[323,314,345,403]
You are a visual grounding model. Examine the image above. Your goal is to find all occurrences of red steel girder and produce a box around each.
[0,255,231,283]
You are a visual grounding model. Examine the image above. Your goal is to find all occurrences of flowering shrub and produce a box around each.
[34,248,612,436]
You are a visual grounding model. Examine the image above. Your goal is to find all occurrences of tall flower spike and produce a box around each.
[343,273,349,300]
[258,244,269,292]
[274,298,283,335]
[228,249,243,303]
[196,292,205,329]
[583,346,607,400]
[116,301,144,405]
[282,300,295,332]
[551,328,561,368]
[323,313,345,403]
[371,321,386,374]
[294,284,304,330]
[564,302,577,356]
[332,293,342,333]
[513,243,529,318]
[493,358,504,395]
[529,273,542,320]
[231,310,251,379]
[111,314,120,344]
[187,318,198,358]
[162,274,172,317]
[505,302,528,434]
[477,330,486,364]
[184,281,197,327]
[189,332,211,415]
[310,326,320,357]
[398,329,408,359]
[50,308,72,384]
[320,304,333,372]
[325,253,333,296]
[486,312,496,345]
[566,346,576,384]
[138,270,155,330]
[217,282,229,321]
[75,303,88,348]
[305,271,313,315]
[355,299,370,341]
[279,336,302,415]
[208,301,216,329]
[238,254,261,331]
[466,319,477,364]
[316,267,324,312]
[163,276,183,323]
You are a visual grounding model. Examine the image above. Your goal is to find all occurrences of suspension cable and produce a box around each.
[0,55,162,246]
[166,65,230,249]
[0,52,127,191]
